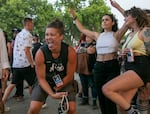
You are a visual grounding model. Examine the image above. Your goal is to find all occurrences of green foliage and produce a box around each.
[60,0,111,46]
[0,0,55,40]
[0,0,111,46]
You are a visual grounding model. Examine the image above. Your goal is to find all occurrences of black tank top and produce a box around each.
[40,42,68,87]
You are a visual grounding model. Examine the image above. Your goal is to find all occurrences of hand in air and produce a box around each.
[110,0,119,8]
[69,8,76,18]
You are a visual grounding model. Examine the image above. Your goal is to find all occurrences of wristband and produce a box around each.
[73,16,77,20]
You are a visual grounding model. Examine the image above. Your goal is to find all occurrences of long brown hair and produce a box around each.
[124,7,148,29]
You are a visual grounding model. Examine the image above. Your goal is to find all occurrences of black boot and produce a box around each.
[79,98,89,105]
[92,100,98,110]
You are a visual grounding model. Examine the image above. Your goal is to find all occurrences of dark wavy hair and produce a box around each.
[124,7,148,28]
[46,19,64,35]
[101,14,118,32]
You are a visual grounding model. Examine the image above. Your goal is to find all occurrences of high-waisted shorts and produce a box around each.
[125,55,150,84]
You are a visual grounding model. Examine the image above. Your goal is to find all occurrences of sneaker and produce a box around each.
[4,105,10,112]
[42,103,47,109]
[132,110,141,114]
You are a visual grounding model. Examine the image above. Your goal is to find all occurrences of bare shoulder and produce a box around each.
[35,49,44,64]
[68,46,76,56]
[68,46,76,60]
[93,32,100,40]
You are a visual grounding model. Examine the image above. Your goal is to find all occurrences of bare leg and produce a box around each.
[2,84,16,103]
[1,79,7,95]
[102,70,144,110]
[67,101,77,114]
[29,86,32,95]
[119,89,137,114]
[27,101,43,114]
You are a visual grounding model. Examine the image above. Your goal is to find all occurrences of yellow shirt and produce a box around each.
[122,32,147,55]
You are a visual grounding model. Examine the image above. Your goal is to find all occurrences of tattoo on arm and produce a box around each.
[144,28,150,38]
[144,42,150,55]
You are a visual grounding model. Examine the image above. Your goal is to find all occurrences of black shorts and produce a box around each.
[31,81,76,102]
[125,56,150,84]
[12,66,35,86]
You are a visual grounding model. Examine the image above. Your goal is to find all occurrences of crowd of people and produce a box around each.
[0,0,150,114]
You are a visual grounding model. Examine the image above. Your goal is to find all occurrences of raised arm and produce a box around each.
[70,9,99,41]
[110,0,125,16]
[109,0,128,42]
[114,23,129,42]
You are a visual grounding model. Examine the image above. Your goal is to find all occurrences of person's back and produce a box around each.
[13,29,33,68]
[2,17,35,110]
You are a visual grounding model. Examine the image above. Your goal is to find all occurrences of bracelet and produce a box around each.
[73,16,77,20]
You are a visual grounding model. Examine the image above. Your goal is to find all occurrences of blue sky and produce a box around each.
[48,0,150,27]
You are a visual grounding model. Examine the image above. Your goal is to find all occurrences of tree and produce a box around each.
[0,0,111,46]
[0,0,57,40]
[54,0,111,46]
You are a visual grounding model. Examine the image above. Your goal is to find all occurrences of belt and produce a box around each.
[97,53,117,62]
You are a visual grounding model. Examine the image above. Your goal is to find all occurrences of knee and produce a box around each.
[68,103,76,114]
[28,103,41,114]
[102,84,113,97]
[28,107,39,114]
[69,106,76,113]
[28,107,36,114]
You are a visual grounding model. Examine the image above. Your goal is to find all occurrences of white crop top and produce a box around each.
[96,32,119,54]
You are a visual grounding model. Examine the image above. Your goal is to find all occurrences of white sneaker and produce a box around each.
[4,105,10,112]
[42,103,47,109]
